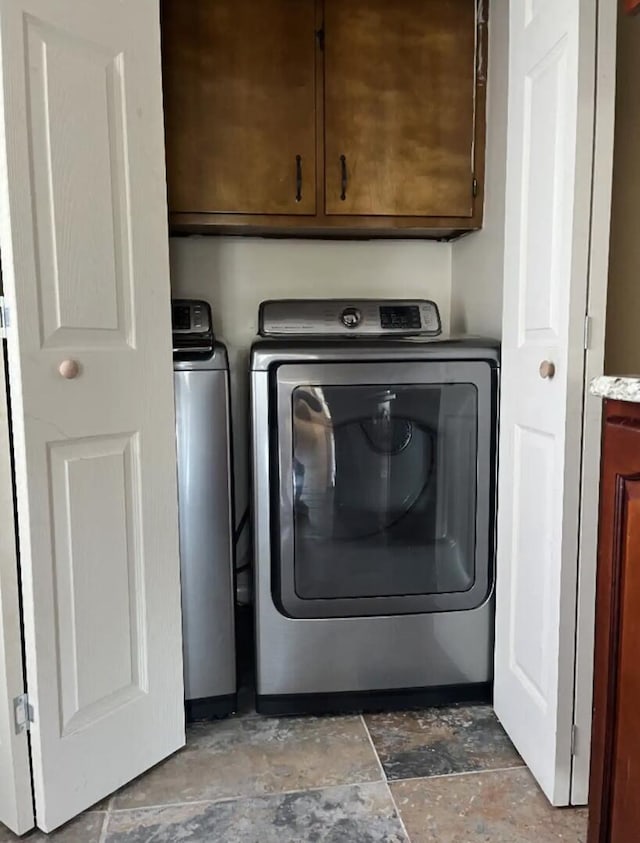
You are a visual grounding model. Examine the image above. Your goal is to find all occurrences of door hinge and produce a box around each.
[472,177,479,198]
[584,315,592,351]
[0,295,9,339]
[13,693,34,734]
[570,724,578,756]
[315,28,325,51]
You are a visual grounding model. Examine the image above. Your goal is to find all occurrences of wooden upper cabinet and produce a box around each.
[324,0,477,217]
[161,0,317,216]
[161,0,487,237]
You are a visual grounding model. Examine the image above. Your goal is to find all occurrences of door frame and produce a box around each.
[571,0,617,805]
[0,337,34,835]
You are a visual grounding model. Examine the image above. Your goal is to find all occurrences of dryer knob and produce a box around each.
[341,307,362,329]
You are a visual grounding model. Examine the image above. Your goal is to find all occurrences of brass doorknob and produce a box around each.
[539,360,556,380]
[59,359,80,380]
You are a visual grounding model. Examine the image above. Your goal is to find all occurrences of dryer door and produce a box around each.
[272,360,497,618]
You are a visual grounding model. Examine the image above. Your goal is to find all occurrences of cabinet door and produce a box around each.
[162,0,317,216]
[324,0,477,217]
[589,401,640,842]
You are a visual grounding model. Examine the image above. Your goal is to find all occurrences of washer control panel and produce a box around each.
[260,299,442,337]
[172,298,214,356]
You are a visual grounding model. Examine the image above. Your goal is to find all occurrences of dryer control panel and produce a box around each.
[259,299,442,337]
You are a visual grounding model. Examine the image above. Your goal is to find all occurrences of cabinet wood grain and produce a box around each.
[162,0,487,237]
[324,0,477,217]
[162,0,317,215]
[589,399,640,843]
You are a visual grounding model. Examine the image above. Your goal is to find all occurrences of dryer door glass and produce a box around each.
[274,360,495,618]
[291,383,477,601]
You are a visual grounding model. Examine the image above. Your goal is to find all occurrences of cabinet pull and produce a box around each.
[340,154,348,201]
[295,155,302,202]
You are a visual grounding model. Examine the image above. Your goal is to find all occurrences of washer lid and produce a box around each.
[173,341,229,372]
[259,299,442,338]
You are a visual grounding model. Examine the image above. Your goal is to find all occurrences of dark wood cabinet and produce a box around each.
[161,0,487,238]
[162,0,317,216]
[589,399,640,843]
[324,0,477,218]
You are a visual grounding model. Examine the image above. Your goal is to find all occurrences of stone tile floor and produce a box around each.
[0,703,588,842]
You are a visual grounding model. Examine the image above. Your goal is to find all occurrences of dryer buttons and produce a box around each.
[341,307,362,329]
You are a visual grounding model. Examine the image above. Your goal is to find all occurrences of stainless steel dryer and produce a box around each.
[250,299,499,715]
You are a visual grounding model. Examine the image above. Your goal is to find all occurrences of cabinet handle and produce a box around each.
[295,155,302,203]
[340,154,348,201]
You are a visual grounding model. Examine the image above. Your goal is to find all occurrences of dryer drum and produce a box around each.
[359,415,414,455]
[329,416,438,542]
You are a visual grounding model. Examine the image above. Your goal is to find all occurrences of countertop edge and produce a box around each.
[590,375,640,403]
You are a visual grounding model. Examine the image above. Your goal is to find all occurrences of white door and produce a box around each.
[0,0,184,832]
[495,0,600,806]
[0,347,34,836]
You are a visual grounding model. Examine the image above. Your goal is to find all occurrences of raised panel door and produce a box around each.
[610,477,640,841]
[494,0,598,806]
[0,0,184,831]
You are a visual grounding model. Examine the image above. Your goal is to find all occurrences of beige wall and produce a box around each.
[450,0,508,339]
[605,10,640,374]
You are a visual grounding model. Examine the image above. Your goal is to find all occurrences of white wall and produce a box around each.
[169,236,452,570]
[450,0,508,339]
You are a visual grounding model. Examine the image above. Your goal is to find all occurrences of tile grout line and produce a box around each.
[358,714,388,784]
[93,790,115,841]
[91,760,526,821]
[385,781,413,843]
[97,809,110,843]
[108,777,391,815]
[359,714,413,843]
[388,762,528,786]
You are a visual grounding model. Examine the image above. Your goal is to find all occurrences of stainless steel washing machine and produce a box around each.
[250,299,499,715]
[173,299,237,719]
